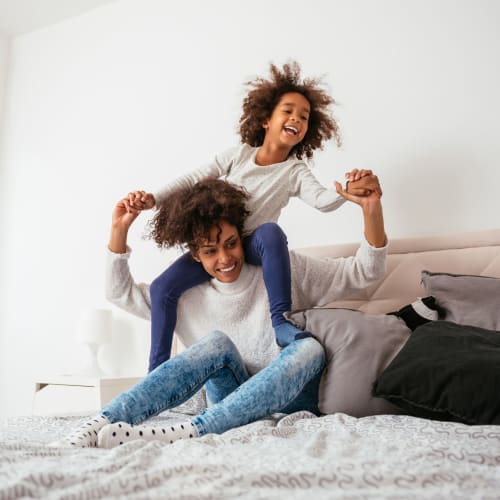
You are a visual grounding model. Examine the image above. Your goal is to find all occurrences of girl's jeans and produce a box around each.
[102,331,325,436]
[148,222,292,372]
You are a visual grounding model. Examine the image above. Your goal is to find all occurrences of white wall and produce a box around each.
[0,33,11,414]
[1,0,499,416]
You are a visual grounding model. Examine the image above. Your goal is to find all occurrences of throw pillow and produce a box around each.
[285,307,412,417]
[388,296,439,330]
[421,271,500,330]
[373,320,500,425]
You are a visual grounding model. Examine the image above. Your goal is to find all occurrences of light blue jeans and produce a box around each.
[102,330,325,436]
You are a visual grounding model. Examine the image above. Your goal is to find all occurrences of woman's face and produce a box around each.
[193,220,244,283]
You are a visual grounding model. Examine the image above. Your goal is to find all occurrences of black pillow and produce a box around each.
[372,320,500,425]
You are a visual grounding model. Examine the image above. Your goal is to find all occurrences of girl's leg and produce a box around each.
[50,331,248,448]
[149,253,211,372]
[244,223,312,347]
[98,338,324,448]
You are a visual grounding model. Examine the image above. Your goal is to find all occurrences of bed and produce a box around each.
[2,228,500,499]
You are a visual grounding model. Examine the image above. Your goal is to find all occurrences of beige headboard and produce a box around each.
[297,228,500,314]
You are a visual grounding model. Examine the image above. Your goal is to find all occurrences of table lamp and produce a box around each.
[75,308,112,377]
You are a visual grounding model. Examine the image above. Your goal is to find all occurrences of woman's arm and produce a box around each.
[290,175,387,308]
[108,197,140,253]
[333,179,386,248]
[106,198,152,320]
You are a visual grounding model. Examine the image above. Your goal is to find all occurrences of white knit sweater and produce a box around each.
[154,144,345,232]
[106,239,387,374]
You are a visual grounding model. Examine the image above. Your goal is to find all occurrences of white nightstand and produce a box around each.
[33,375,143,416]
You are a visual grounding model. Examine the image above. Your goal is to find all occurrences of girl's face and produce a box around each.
[262,92,310,150]
[193,221,244,283]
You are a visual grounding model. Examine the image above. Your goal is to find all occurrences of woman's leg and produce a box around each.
[98,337,325,448]
[51,331,248,447]
[193,337,325,436]
[244,223,312,347]
[149,253,211,371]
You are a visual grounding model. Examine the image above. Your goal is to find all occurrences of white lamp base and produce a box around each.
[75,342,108,377]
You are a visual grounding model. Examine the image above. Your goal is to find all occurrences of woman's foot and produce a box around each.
[48,414,109,448]
[97,420,199,448]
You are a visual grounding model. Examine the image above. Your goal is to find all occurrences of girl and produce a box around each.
[129,61,379,372]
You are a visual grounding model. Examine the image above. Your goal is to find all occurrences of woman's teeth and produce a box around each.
[219,263,236,272]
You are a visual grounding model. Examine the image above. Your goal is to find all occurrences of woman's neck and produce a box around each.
[254,143,292,166]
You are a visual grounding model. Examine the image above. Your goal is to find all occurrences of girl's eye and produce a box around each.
[204,249,216,256]
[226,241,236,249]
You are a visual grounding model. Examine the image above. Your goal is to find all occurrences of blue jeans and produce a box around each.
[101,331,325,436]
[148,222,293,372]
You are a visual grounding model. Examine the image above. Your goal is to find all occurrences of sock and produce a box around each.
[388,296,439,331]
[97,420,199,449]
[48,414,109,448]
[274,321,313,348]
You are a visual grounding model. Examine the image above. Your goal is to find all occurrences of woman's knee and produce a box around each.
[291,337,326,370]
[204,330,237,352]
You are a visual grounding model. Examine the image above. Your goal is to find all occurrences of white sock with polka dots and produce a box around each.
[97,420,199,448]
[48,414,109,448]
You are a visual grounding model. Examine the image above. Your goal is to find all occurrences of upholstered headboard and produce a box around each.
[297,228,500,314]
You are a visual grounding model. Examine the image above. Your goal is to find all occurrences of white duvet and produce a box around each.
[1,409,499,499]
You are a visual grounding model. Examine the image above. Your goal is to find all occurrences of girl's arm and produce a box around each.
[289,165,382,212]
[126,146,239,211]
[153,146,238,206]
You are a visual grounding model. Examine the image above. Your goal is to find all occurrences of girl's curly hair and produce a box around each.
[239,61,341,160]
[148,178,250,253]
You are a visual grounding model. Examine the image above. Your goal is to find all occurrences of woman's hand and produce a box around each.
[344,169,383,197]
[335,179,386,248]
[109,198,141,253]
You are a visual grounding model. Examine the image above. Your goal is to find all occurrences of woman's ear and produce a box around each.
[192,251,201,263]
[262,118,269,130]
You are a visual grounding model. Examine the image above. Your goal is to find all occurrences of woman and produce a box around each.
[51,176,386,448]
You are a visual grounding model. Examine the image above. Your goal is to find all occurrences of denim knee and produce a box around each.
[292,337,326,372]
[202,331,239,359]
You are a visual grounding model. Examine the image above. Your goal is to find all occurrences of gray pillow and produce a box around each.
[421,271,500,330]
[285,308,411,417]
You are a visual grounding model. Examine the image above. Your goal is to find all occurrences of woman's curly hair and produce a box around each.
[239,61,341,160]
[148,178,250,253]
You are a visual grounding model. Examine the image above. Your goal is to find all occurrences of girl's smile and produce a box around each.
[263,92,310,148]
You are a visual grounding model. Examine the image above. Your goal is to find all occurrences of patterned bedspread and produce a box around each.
[1,409,500,499]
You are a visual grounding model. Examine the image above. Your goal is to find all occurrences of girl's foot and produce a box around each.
[274,321,312,347]
[97,420,199,448]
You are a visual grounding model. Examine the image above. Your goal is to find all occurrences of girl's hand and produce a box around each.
[344,168,372,182]
[127,191,156,210]
[344,170,383,197]
[335,180,382,208]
